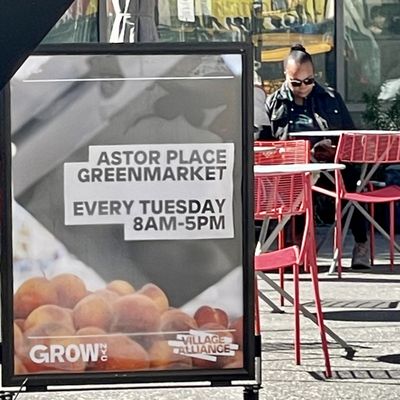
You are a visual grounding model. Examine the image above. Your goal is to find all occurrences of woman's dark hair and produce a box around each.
[284,43,313,68]
[370,5,385,20]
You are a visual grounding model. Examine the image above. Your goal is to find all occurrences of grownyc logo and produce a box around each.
[168,329,239,362]
[29,343,108,364]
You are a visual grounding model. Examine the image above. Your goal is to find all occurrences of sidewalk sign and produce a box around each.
[0,43,256,394]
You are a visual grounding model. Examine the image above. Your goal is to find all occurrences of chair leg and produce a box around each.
[302,231,310,273]
[303,249,309,273]
[304,184,317,274]
[370,203,375,266]
[279,268,285,307]
[307,221,318,274]
[278,216,285,306]
[390,201,395,271]
[309,261,332,378]
[293,262,301,365]
[335,197,343,279]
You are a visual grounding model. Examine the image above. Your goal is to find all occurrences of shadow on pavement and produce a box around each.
[323,310,400,322]
[377,354,400,364]
[309,369,400,381]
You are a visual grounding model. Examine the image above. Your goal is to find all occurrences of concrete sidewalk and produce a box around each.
[258,228,400,400]
[3,230,400,400]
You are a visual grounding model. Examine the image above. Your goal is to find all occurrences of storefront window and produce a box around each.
[42,0,99,43]
[106,0,253,43]
[344,0,400,103]
[256,0,336,93]
[41,0,336,96]
[106,0,159,42]
[104,1,336,94]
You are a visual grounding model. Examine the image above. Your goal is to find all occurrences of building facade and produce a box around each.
[22,0,400,125]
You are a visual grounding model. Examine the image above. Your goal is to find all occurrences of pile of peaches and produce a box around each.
[13,273,243,374]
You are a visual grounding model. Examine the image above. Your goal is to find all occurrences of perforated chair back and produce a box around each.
[326,132,400,276]
[254,140,310,165]
[335,132,400,164]
[254,172,308,220]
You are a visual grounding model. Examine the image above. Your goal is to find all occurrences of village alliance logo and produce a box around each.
[168,329,239,362]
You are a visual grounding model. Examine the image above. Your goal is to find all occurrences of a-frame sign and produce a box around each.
[0,0,75,90]
[0,2,258,399]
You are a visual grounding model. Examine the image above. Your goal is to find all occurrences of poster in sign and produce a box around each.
[4,48,253,385]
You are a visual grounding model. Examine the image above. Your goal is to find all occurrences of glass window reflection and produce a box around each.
[256,0,335,94]
[106,0,252,43]
[344,0,400,103]
[42,0,98,43]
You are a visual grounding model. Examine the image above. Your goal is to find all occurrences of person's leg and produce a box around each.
[342,165,370,269]
[292,214,305,245]
[314,168,369,269]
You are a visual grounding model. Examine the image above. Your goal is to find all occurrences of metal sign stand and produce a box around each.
[0,41,261,399]
[0,1,262,398]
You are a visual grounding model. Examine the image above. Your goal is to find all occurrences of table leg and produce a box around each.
[328,204,353,274]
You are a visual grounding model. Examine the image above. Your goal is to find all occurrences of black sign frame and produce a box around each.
[0,41,255,390]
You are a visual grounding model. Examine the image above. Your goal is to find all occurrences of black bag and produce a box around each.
[311,139,336,162]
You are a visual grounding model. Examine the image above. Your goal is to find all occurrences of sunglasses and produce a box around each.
[289,77,315,87]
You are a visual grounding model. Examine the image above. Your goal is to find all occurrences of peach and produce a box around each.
[199,322,233,337]
[138,283,169,313]
[160,309,198,333]
[192,322,234,369]
[14,355,28,374]
[76,326,107,338]
[76,327,109,370]
[14,277,59,319]
[193,305,229,328]
[112,294,161,333]
[148,340,192,370]
[229,316,243,349]
[50,273,87,308]
[22,323,85,373]
[220,350,243,369]
[14,319,25,331]
[215,308,229,327]
[94,289,120,303]
[73,293,114,331]
[88,334,149,372]
[14,322,25,357]
[106,280,135,296]
[24,305,74,332]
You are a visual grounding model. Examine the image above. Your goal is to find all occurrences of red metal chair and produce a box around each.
[254,140,316,301]
[254,140,312,251]
[313,132,400,277]
[254,170,331,377]
[254,139,311,166]
[254,247,301,364]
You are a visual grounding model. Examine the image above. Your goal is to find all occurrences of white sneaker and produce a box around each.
[351,242,371,270]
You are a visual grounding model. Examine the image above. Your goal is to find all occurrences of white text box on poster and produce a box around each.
[64,143,235,240]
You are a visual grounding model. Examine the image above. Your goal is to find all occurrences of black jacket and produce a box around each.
[264,81,355,141]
